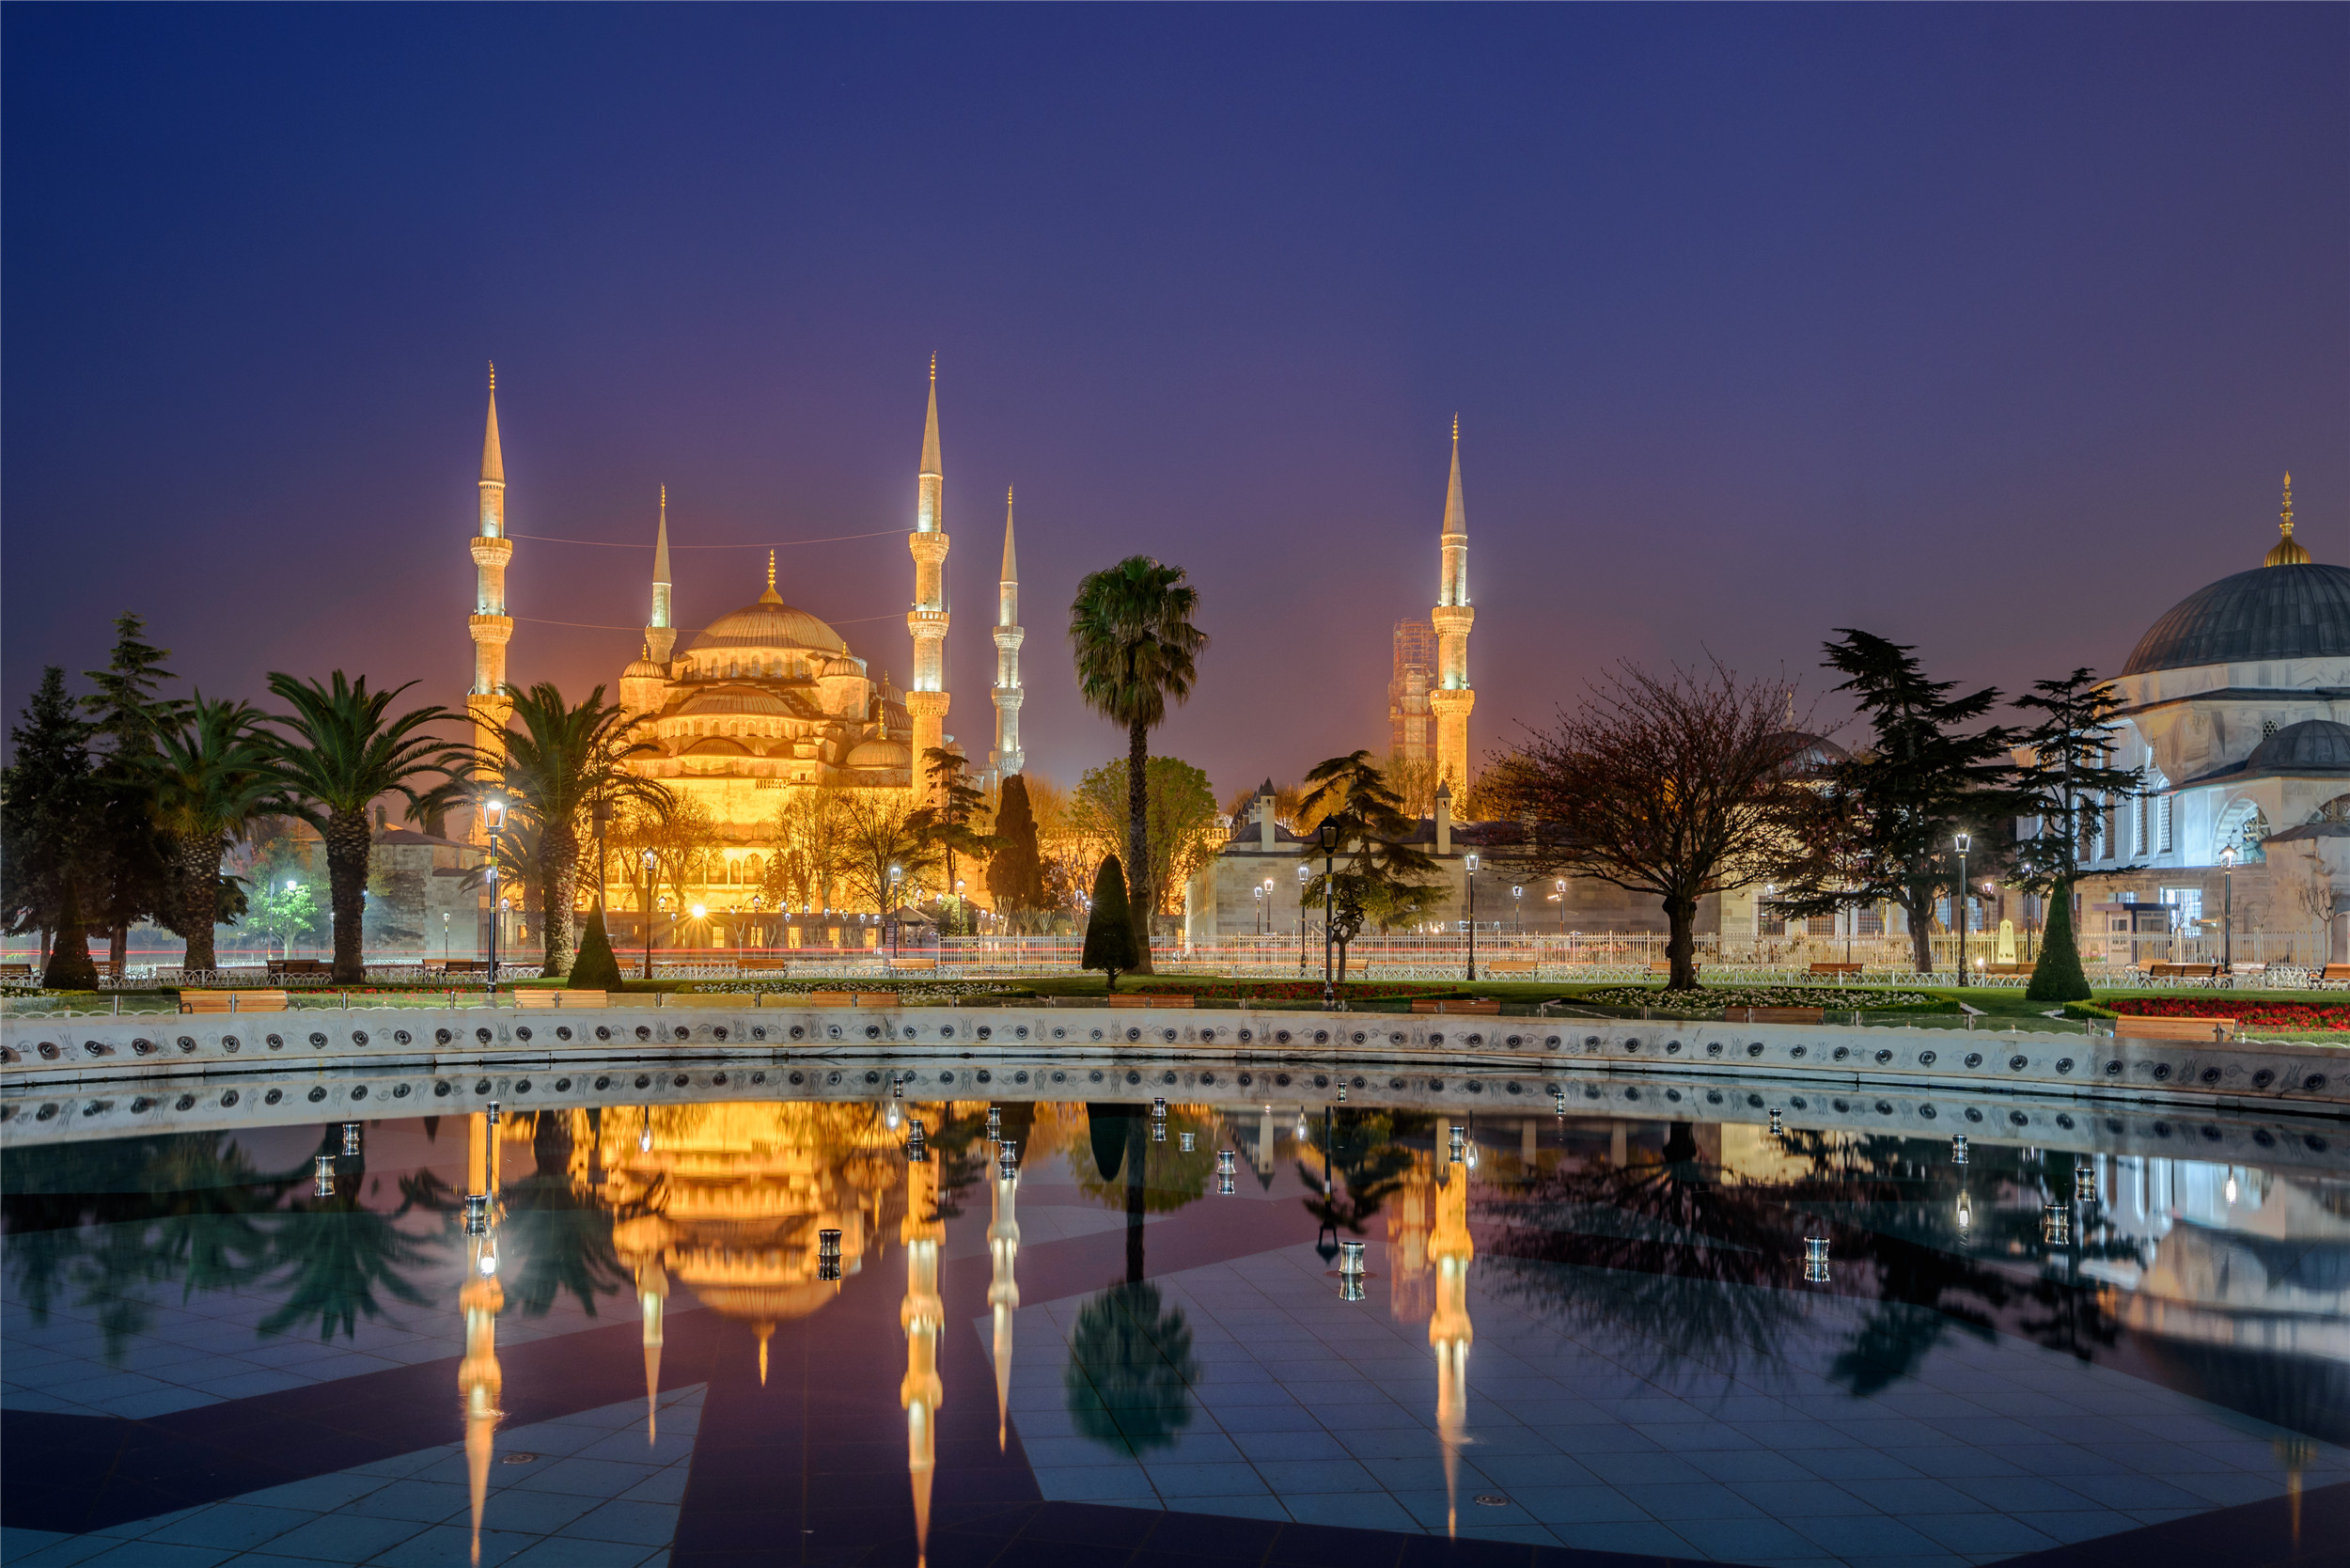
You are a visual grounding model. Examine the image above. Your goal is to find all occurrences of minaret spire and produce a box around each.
[645,485,676,665]
[465,366,516,838]
[905,360,951,797]
[990,484,1026,781]
[1429,417,1477,796]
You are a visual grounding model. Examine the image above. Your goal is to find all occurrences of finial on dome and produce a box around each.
[1451,413,1458,444]
[488,361,495,392]
[760,548,783,604]
[2266,470,2312,567]
[930,352,936,384]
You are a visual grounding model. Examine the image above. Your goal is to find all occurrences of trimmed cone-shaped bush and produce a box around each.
[1082,855,1139,991]
[2026,884,2092,1003]
[43,885,100,991]
[571,902,625,991]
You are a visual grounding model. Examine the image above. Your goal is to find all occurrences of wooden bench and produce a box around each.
[667,992,754,1008]
[2116,1015,2237,1042]
[267,960,333,980]
[1982,964,2032,976]
[1741,1006,1825,1024]
[889,957,939,972]
[2321,964,2350,983]
[512,989,607,1010]
[425,959,492,975]
[1411,997,1501,1015]
[1809,963,1865,977]
[1107,994,1193,1008]
[2147,962,2222,980]
[1484,961,1540,977]
[0,963,33,981]
[775,991,860,1007]
[180,990,290,1013]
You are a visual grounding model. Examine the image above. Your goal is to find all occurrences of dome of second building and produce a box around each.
[845,737,910,770]
[2245,719,2350,775]
[2121,562,2350,677]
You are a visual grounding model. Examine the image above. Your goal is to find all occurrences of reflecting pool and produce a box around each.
[4,1085,2346,1567]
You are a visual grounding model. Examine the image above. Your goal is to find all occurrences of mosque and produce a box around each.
[458,362,1026,929]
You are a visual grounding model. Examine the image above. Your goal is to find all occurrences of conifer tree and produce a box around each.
[985,775,1046,925]
[2013,669,2140,1003]
[1081,855,1139,991]
[1,666,93,968]
[81,614,180,975]
[570,904,625,990]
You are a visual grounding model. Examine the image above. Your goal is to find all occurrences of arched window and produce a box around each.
[746,854,765,884]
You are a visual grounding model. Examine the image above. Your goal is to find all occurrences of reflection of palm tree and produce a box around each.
[261,1131,443,1341]
[1064,1281,1198,1454]
[1297,1109,1416,1239]
[498,1112,627,1318]
[2,1135,284,1362]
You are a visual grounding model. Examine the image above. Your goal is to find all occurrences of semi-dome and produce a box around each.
[2121,562,2350,676]
[845,737,910,770]
[2244,719,2350,775]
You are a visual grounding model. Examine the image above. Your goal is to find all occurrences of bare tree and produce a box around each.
[1489,660,1803,990]
[760,788,850,912]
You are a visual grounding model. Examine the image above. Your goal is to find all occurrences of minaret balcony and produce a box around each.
[1432,604,1475,635]
[906,607,950,636]
[470,537,514,568]
[992,626,1026,650]
[907,533,951,567]
[468,615,513,645]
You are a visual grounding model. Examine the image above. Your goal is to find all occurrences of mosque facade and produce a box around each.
[459,363,1026,924]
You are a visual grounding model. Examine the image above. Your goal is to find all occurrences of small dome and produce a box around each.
[846,737,910,770]
[2245,719,2350,775]
[2122,562,2350,676]
[623,655,665,680]
[1765,730,1848,777]
[682,737,751,758]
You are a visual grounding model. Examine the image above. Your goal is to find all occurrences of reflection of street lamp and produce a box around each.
[2219,844,2238,973]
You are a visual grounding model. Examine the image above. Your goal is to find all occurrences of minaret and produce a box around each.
[466,367,516,808]
[1429,417,1476,797]
[990,486,1025,782]
[904,358,951,798]
[647,485,677,665]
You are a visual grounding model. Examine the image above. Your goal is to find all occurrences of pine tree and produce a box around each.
[42,882,100,991]
[985,775,1046,924]
[2028,888,2090,1003]
[571,902,625,990]
[1082,855,1139,991]
[2012,669,2139,1004]
[1,667,93,964]
[81,613,181,974]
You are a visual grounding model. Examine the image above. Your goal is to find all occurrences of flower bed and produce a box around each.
[1114,980,1458,1002]
[684,980,1021,1002]
[2107,996,2350,1032]
[1575,984,1938,1015]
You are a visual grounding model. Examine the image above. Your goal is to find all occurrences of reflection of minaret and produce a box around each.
[989,487,1024,784]
[460,1113,505,1566]
[1429,1145,1475,1538]
[1428,418,1476,795]
[987,1159,1021,1449]
[1256,1105,1277,1180]
[901,1124,945,1567]
[905,358,950,799]
[638,1258,667,1445]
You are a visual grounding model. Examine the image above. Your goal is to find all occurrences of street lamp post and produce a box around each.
[484,800,506,1002]
[1319,822,1338,1011]
[1253,884,1264,936]
[1296,862,1308,975]
[1512,885,1523,935]
[1952,833,1970,988]
[1555,879,1566,934]
[641,850,657,980]
[1464,852,1480,981]
[888,866,903,959]
[2219,844,2237,975]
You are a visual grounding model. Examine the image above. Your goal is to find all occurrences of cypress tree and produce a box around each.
[2026,885,2091,1002]
[986,775,1045,921]
[1082,855,1139,991]
[42,883,100,991]
[571,902,625,990]
[1,667,92,954]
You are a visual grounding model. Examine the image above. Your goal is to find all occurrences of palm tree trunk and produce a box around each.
[538,820,581,978]
[323,808,372,983]
[1127,714,1154,976]
[176,834,223,972]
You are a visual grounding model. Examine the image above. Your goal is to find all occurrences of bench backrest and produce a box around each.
[512,989,608,1010]
[1107,994,1194,1007]
[179,990,290,1013]
[2116,1016,2235,1041]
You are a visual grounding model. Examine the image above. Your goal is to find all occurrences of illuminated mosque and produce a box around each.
[458,360,1026,910]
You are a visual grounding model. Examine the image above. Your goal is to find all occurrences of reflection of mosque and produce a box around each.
[451,1102,1015,1565]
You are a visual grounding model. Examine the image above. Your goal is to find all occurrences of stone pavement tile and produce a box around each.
[1167,1494,1293,1522]
[346,1478,476,1523]
[507,1456,666,1497]
[365,1523,543,1567]
[1787,1513,1946,1557]
[1794,1446,1932,1482]
[2056,1473,2210,1511]
[1684,1449,1814,1485]
[1574,1450,1708,1486]
[460,1486,608,1534]
[2159,1467,2284,1508]
[1666,1515,1824,1561]
[1252,1459,1386,1494]
[501,1541,662,1568]
[1844,1478,1982,1514]
[243,1511,427,1562]
[2007,1509,2138,1544]
[1279,1492,1417,1531]
[1902,1512,2062,1555]
[60,1544,238,1568]
[1032,1465,1155,1502]
[1544,1521,1698,1559]
[142,1503,312,1553]
[1503,1485,1649,1526]
[1727,1481,1881,1518]
[1142,1463,1269,1499]
[1614,1481,1766,1521]
[10,1535,133,1567]
[1879,1445,2024,1480]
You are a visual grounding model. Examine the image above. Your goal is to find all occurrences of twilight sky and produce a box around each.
[5,7,2344,802]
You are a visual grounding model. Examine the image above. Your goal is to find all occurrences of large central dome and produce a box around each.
[2122,561,2350,677]
[691,592,849,654]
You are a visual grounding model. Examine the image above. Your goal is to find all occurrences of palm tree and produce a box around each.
[262,672,469,982]
[149,695,282,972]
[1068,557,1208,973]
[494,683,663,977]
